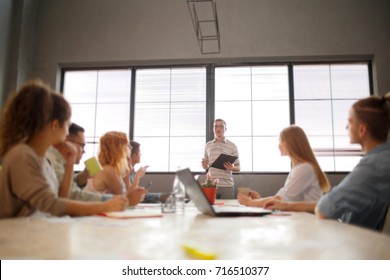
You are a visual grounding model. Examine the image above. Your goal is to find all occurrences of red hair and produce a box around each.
[98,131,130,176]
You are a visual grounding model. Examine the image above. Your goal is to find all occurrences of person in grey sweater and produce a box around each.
[0,79,128,218]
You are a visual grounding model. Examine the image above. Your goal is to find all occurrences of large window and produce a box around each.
[293,63,370,171]
[62,61,370,172]
[133,68,206,171]
[215,66,290,172]
[63,67,206,172]
[63,69,131,170]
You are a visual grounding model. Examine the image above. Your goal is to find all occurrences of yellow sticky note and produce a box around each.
[182,244,217,260]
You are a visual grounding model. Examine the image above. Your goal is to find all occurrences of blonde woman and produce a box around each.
[238,125,330,207]
[84,131,132,195]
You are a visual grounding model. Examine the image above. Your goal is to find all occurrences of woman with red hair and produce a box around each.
[84,131,132,195]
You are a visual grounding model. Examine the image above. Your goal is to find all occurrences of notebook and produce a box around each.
[99,208,163,219]
[176,168,272,217]
[209,153,238,170]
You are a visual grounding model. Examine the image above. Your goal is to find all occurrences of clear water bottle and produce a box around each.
[161,193,176,213]
[172,174,185,214]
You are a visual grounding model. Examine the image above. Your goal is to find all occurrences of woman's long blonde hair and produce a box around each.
[280,125,330,193]
[98,131,130,176]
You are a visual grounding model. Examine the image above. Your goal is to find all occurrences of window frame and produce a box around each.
[61,59,373,174]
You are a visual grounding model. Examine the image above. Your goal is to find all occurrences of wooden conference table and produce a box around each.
[1,200,390,260]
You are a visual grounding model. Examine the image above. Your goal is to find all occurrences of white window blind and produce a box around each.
[134,67,206,171]
[63,69,131,170]
[62,62,370,173]
[294,63,370,171]
[215,66,290,172]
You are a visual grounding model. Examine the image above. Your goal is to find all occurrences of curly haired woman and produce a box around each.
[0,80,127,218]
[83,131,132,195]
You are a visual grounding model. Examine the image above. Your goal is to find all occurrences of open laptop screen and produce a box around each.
[176,168,271,217]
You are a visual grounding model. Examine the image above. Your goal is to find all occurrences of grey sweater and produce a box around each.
[45,146,107,202]
[0,144,67,218]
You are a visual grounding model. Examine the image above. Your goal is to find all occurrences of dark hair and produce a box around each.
[352,94,390,142]
[130,140,140,156]
[69,123,85,136]
[0,79,71,157]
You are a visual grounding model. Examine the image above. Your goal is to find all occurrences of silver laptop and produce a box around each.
[176,168,272,217]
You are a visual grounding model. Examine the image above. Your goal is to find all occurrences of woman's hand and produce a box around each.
[58,142,77,165]
[264,198,286,210]
[57,142,77,198]
[237,192,252,206]
[126,187,146,206]
[248,190,261,199]
[104,195,128,212]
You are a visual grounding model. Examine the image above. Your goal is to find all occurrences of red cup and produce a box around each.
[202,187,216,205]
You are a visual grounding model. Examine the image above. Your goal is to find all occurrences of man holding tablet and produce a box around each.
[201,119,240,199]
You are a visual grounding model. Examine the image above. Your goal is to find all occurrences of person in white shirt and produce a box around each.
[238,125,330,207]
[265,95,390,231]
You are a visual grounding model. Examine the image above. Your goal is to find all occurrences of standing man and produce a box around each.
[202,119,240,199]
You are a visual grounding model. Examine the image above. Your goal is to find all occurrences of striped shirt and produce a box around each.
[203,138,240,187]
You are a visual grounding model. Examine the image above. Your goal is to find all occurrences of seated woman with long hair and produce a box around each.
[83,131,132,195]
[0,80,127,218]
[238,125,330,207]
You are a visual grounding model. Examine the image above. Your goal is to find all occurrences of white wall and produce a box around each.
[1,0,39,103]
[26,0,390,94]
[140,172,347,196]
